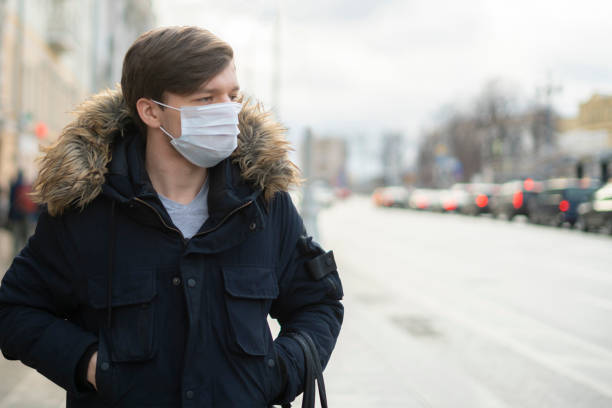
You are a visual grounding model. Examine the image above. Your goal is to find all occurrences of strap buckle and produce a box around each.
[305,251,336,281]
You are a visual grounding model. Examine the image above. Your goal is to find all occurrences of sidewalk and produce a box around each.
[0,228,12,273]
[0,229,65,408]
[319,282,429,407]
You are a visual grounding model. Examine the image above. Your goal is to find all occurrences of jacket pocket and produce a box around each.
[222,266,279,356]
[89,266,158,362]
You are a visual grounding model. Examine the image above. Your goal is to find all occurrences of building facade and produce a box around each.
[558,94,612,180]
[560,94,612,147]
[0,0,154,195]
[306,136,347,187]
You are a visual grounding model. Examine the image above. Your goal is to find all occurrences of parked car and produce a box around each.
[576,182,612,234]
[309,179,335,208]
[372,186,410,208]
[491,178,542,220]
[529,178,600,227]
[407,188,442,211]
[461,183,500,216]
[334,187,352,200]
[441,184,471,212]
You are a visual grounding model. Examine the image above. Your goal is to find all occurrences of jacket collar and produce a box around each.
[96,127,263,252]
[32,87,301,217]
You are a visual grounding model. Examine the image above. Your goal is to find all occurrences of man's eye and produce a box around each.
[199,96,213,102]
[230,94,238,101]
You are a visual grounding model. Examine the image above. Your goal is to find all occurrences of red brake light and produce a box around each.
[559,200,570,212]
[512,191,523,209]
[443,199,457,211]
[524,178,535,191]
[475,194,488,208]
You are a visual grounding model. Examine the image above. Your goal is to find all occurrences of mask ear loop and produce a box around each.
[151,99,181,111]
[151,100,180,140]
[159,126,178,140]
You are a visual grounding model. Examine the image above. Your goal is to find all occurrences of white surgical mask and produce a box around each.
[152,100,242,168]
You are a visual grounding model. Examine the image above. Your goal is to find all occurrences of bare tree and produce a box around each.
[446,115,482,182]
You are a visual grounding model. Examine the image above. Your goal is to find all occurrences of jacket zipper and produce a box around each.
[133,197,183,237]
[192,200,254,238]
[132,197,254,242]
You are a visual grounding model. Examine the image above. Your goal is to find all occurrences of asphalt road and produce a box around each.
[317,196,612,407]
[1,196,611,407]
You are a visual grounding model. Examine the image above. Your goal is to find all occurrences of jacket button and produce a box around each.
[100,362,110,371]
[249,222,257,230]
[185,390,194,399]
[172,277,181,286]
[187,278,196,288]
[267,358,275,368]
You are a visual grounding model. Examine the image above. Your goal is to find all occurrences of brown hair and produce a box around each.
[121,26,234,133]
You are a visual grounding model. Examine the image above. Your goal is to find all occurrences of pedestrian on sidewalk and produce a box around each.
[7,169,39,257]
[0,26,343,407]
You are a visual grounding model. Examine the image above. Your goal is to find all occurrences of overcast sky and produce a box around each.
[154,0,612,144]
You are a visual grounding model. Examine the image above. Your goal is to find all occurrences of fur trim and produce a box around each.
[232,99,302,202]
[31,88,301,216]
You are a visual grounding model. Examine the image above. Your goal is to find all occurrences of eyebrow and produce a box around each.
[198,85,240,93]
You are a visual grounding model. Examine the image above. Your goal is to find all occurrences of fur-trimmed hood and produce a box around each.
[32,88,301,216]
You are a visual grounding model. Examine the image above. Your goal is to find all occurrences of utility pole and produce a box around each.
[301,128,319,240]
[382,132,403,186]
[91,0,99,93]
[0,0,7,175]
[12,0,25,173]
[271,0,281,118]
[537,72,562,148]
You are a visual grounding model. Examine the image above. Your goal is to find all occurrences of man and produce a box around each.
[0,26,343,407]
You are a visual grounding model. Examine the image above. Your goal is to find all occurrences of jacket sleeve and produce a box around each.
[269,192,344,404]
[0,210,98,394]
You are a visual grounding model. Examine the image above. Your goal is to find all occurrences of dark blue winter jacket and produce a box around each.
[0,89,343,407]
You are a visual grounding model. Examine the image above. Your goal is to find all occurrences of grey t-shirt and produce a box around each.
[157,178,209,239]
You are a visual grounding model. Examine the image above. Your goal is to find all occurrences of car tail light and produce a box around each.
[443,199,457,211]
[416,197,428,209]
[475,194,488,208]
[559,200,570,212]
[512,191,523,209]
[372,192,381,204]
[524,178,535,191]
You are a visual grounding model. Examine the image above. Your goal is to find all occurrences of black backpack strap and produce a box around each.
[282,331,328,408]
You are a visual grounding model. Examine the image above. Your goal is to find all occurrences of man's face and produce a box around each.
[159,62,240,138]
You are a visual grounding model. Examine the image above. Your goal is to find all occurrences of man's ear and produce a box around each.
[136,98,162,128]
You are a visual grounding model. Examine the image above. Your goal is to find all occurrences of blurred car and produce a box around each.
[440,184,471,212]
[334,187,352,200]
[490,178,542,220]
[529,178,600,227]
[407,188,442,211]
[460,183,500,216]
[372,186,410,208]
[576,182,612,234]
